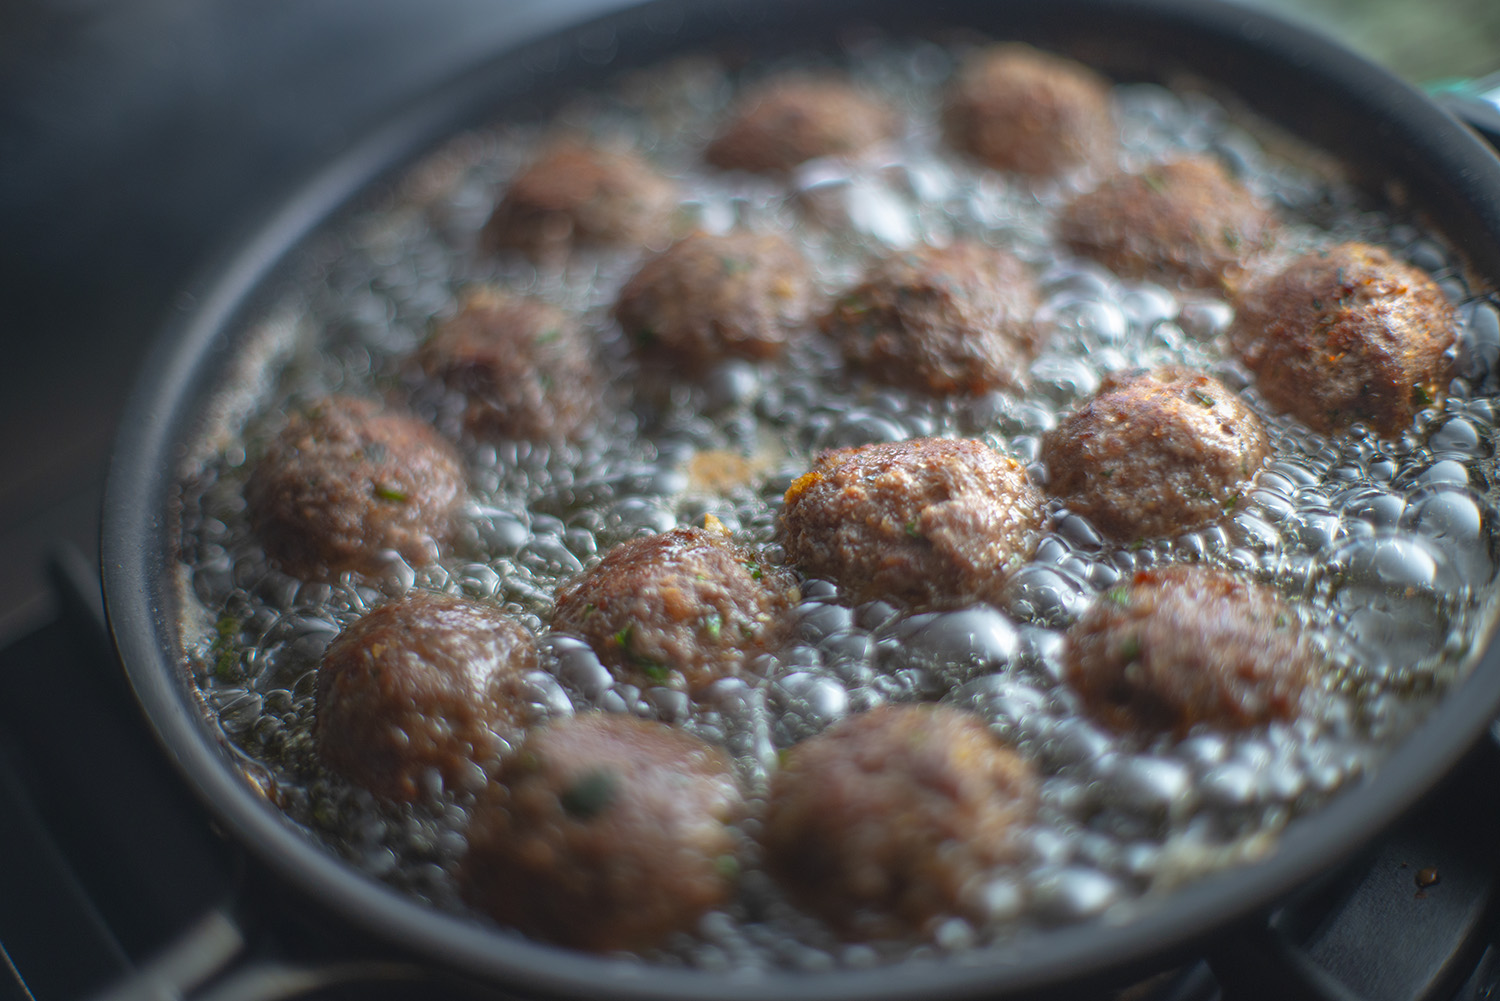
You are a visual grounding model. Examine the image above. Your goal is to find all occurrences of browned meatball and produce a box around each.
[822,241,1039,395]
[245,396,465,579]
[460,713,743,951]
[614,229,814,369]
[1063,565,1316,738]
[778,437,1043,608]
[552,523,796,691]
[705,76,898,174]
[763,703,1036,940]
[1041,368,1269,542]
[1229,242,1457,436]
[415,287,598,441]
[315,591,537,801]
[480,140,677,261]
[942,43,1114,177]
[1058,156,1277,290]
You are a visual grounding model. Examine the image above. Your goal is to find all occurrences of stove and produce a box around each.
[3,1,1500,999]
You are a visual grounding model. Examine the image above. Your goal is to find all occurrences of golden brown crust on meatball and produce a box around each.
[1041,367,1269,542]
[1063,565,1316,738]
[942,43,1114,177]
[315,591,537,801]
[1229,242,1457,436]
[480,140,677,261]
[1058,156,1276,291]
[614,230,814,368]
[778,437,1043,609]
[763,703,1037,940]
[416,287,599,441]
[552,524,796,691]
[245,396,465,579]
[705,76,898,174]
[822,241,1040,395]
[461,713,743,952]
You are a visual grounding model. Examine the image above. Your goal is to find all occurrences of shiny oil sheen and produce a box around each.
[174,35,1500,969]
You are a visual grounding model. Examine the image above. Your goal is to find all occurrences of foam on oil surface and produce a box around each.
[175,36,1500,967]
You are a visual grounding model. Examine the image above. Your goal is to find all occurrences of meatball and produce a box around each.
[614,230,814,369]
[480,139,677,261]
[1229,242,1457,436]
[1041,367,1269,542]
[552,523,796,691]
[245,396,465,579]
[705,76,898,174]
[1058,156,1277,290]
[1063,565,1316,737]
[942,43,1114,177]
[778,437,1043,608]
[763,703,1036,940]
[460,713,743,952]
[822,241,1040,395]
[415,287,599,441]
[315,591,537,802]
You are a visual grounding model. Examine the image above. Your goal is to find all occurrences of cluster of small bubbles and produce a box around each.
[518,671,577,723]
[882,607,1022,690]
[1327,531,1462,672]
[948,674,1051,747]
[1458,301,1500,392]
[1115,84,1227,161]
[162,37,1500,970]
[1099,754,1196,826]
[249,613,341,689]
[1002,563,1093,628]
[769,671,851,747]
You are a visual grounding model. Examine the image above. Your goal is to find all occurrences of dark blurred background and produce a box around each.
[0,0,612,636]
[0,0,1496,639]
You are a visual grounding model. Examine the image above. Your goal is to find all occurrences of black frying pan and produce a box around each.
[100,1,1500,999]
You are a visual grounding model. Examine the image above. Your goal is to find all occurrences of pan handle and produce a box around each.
[83,901,427,1001]
[1206,736,1500,1001]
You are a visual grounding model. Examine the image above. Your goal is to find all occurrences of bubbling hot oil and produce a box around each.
[175,37,1500,968]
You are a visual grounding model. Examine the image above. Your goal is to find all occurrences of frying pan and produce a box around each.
[100,0,1500,998]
